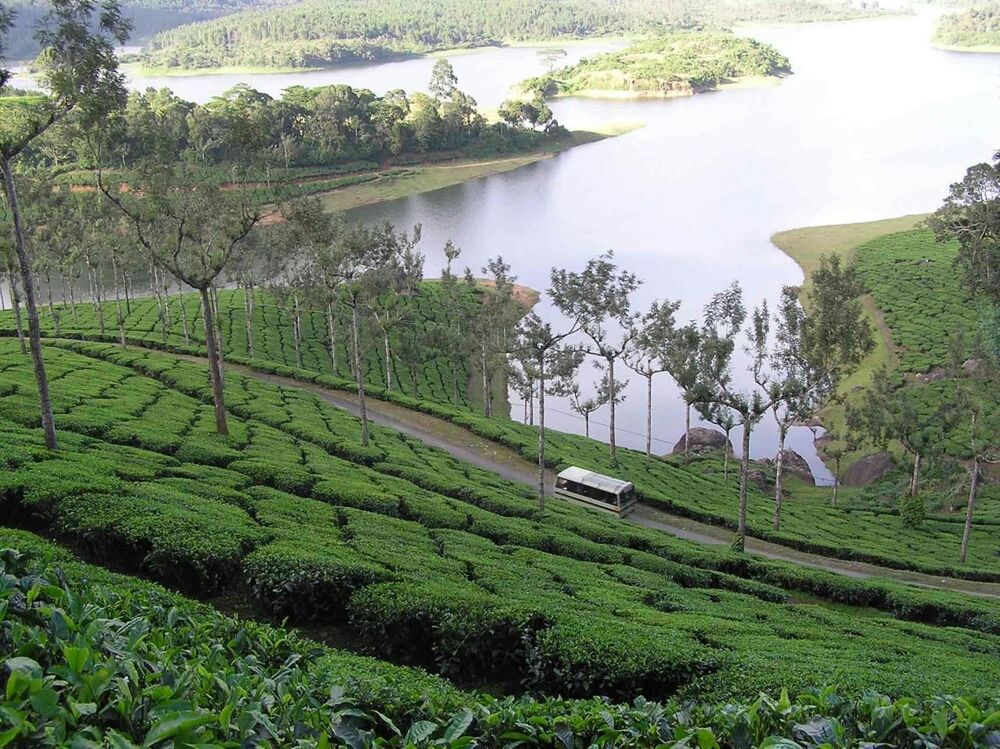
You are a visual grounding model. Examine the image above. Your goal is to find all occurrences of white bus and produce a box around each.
[553,467,637,518]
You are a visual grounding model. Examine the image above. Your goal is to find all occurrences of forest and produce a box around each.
[933,4,1000,50]
[134,0,886,71]
[519,32,791,98]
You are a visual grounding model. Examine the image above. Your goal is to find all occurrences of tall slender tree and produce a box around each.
[662,322,703,465]
[0,0,131,448]
[515,312,583,509]
[550,252,641,463]
[625,299,680,457]
[102,169,263,435]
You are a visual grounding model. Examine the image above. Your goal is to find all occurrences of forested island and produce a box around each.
[518,32,791,99]
[133,0,884,72]
[933,4,1000,52]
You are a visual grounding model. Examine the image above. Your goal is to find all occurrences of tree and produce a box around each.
[103,169,263,435]
[470,257,521,417]
[698,282,776,551]
[550,252,641,463]
[515,312,583,510]
[625,299,680,457]
[662,322,703,465]
[0,0,131,449]
[820,426,860,508]
[429,58,459,101]
[327,221,422,446]
[696,401,738,482]
[567,381,605,438]
[763,264,872,530]
[848,368,958,526]
[928,151,1000,307]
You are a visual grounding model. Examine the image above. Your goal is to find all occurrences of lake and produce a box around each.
[7,12,999,481]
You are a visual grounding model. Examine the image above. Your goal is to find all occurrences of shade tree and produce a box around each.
[550,251,641,463]
[0,0,131,449]
[625,299,680,457]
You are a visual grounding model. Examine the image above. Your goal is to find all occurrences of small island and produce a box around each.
[933,5,1000,53]
[519,32,792,99]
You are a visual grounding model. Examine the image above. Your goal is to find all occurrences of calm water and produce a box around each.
[7,14,999,481]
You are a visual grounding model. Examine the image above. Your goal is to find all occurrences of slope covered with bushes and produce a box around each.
[4,535,998,747]
[2,338,1000,704]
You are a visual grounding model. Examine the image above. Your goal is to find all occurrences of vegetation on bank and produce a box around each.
[4,540,998,748]
[3,339,1000,706]
[132,0,885,72]
[521,32,791,98]
[933,4,1000,52]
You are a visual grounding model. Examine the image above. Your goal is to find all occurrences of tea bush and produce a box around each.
[4,339,1000,702]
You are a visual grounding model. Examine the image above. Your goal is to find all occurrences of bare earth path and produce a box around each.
[161,352,1000,599]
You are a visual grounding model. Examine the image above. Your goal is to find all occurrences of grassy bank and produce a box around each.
[771,214,927,441]
[321,127,636,213]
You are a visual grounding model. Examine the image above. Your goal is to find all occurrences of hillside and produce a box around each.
[4,534,997,746]
[135,0,886,71]
[3,280,999,581]
[523,32,791,98]
[933,4,1000,52]
[3,338,1000,705]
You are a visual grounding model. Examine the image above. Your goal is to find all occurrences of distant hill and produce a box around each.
[933,4,1000,51]
[523,32,792,98]
[134,0,888,71]
[0,0,285,61]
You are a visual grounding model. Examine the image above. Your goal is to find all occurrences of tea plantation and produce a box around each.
[4,538,997,748]
[3,339,1000,707]
[0,283,477,408]
[2,272,999,580]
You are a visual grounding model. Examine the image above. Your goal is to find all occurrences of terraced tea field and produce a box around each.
[3,339,1000,703]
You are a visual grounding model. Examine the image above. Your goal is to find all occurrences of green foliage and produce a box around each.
[2,540,999,748]
[4,338,1000,703]
[899,492,926,529]
[528,32,791,97]
[934,4,1000,49]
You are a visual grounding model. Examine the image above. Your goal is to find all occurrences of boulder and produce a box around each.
[746,468,771,494]
[671,427,733,456]
[778,449,815,486]
[842,452,895,487]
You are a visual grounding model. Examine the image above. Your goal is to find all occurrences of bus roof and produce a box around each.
[556,466,633,494]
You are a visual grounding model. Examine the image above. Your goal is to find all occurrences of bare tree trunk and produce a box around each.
[684,401,691,465]
[351,303,370,446]
[123,270,132,316]
[960,457,980,564]
[7,266,27,354]
[199,286,228,435]
[111,254,126,348]
[177,285,190,345]
[67,276,78,324]
[645,371,652,458]
[292,294,303,369]
[384,330,393,391]
[481,348,489,416]
[584,412,590,438]
[245,285,255,360]
[736,418,752,552]
[832,456,841,507]
[45,272,60,337]
[325,302,336,373]
[608,357,617,463]
[910,452,921,497]
[151,263,167,344]
[537,358,546,512]
[2,158,57,449]
[528,382,534,426]
[211,286,225,386]
[773,428,786,531]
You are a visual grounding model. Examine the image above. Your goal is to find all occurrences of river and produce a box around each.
[7,12,999,481]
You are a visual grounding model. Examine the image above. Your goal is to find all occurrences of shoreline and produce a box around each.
[770,214,928,468]
[320,125,640,213]
[551,74,784,100]
[931,41,1000,55]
